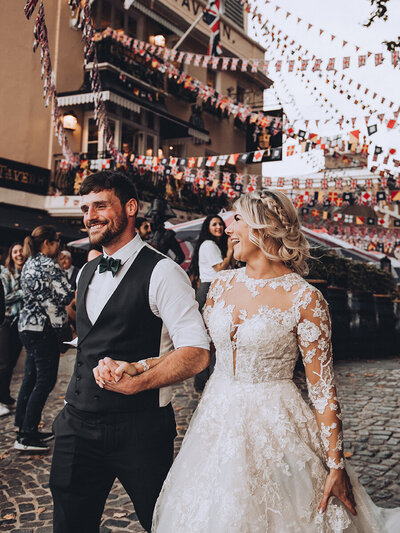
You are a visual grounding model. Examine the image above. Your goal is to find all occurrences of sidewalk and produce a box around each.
[0,352,399,532]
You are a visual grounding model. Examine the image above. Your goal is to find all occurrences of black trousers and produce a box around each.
[50,403,176,533]
[15,325,60,434]
[0,318,22,403]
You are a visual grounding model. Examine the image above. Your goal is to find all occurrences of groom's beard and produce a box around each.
[87,212,129,248]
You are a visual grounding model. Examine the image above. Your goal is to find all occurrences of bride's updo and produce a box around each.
[234,189,310,276]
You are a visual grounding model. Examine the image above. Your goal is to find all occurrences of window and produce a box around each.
[114,8,125,31]
[224,0,244,29]
[92,0,137,35]
[206,68,217,89]
[99,1,111,30]
[126,16,137,37]
[146,135,155,156]
[87,118,99,157]
[236,84,245,103]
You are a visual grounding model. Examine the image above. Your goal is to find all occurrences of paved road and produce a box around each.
[0,353,399,532]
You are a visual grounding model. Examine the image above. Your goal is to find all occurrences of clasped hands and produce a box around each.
[93,357,143,395]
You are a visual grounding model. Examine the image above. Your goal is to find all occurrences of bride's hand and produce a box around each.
[319,469,356,516]
[93,357,138,387]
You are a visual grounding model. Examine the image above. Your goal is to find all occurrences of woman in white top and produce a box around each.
[188,215,233,391]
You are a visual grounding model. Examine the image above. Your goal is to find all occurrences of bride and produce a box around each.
[99,190,399,532]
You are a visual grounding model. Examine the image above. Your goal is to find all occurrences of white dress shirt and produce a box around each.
[198,240,223,283]
[77,233,210,406]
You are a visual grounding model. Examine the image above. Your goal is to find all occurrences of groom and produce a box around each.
[49,171,210,533]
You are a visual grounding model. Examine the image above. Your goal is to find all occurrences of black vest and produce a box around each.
[65,246,164,413]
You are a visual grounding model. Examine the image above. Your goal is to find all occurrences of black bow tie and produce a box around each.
[98,256,121,277]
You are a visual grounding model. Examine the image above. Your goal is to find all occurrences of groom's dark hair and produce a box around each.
[80,170,139,206]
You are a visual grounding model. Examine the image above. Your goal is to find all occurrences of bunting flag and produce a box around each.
[23,0,79,168]
[203,0,222,56]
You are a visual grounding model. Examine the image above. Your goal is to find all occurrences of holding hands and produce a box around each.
[93,357,150,395]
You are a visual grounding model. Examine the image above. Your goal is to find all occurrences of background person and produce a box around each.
[188,215,233,392]
[58,250,79,291]
[14,225,74,452]
[0,243,26,416]
[135,216,152,241]
[146,198,185,265]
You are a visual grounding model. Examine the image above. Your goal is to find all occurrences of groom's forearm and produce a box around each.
[134,346,210,392]
[101,347,210,395]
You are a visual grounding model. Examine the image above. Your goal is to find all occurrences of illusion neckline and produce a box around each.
[238,268,297,283]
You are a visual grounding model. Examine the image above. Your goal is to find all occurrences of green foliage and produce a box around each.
[307,248,395,294]
[364,0,400,50]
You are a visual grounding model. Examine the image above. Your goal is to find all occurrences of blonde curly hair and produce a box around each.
[234,189,310,276]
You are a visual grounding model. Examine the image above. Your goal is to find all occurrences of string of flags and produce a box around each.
[267,36,399,129]
[242,0,400,71]
[258,0,397,62]
[301,222,400,256]
[93,27,400,79]
[23,0,79,168]
[94,29,283,130]
[70,1,124,164]
[258,12,399,126]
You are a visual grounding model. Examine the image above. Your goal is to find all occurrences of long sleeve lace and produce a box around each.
[296,288,345,470]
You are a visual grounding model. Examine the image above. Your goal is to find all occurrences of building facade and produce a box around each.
[0,0,273,248]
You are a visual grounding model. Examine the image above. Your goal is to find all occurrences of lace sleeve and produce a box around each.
[296,288,344,470]
[202,272,231,328]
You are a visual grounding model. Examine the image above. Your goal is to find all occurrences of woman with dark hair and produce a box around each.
[14,225,74,452]
[189,215,233,391]
[0,243,26,416]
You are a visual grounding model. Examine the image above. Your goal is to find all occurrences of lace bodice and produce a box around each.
[203,268,344,470]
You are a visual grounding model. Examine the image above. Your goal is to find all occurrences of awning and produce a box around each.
[58,81,210,142]
[57,90,141,114]
[0,204,84,241]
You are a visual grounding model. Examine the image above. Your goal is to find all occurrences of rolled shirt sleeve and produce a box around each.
[149,258,210,350]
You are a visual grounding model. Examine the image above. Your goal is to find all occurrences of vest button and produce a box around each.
[76,376,81,381]
[77,362,82,367]
[74,390,80,396]
[94,395,99,400]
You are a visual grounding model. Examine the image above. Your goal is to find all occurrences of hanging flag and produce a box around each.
[358,55,366,67]
[326,58,335,70]
[356,216,365,225]
[238,153,250,164]
[387,119,396,129]
[252,150,265,162]
[343,57,350,69]
[333,213,343,222]
[367,217,375,225]
[206,156,217,167]
[203,0,222,55]
[367,124,377,136]
[286,145,295,157]
[349,130,360,144]
[227,153,239,165]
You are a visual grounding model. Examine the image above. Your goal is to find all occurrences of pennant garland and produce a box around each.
[24,1,79,168]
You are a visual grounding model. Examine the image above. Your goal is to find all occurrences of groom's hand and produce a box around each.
[93,358,140,394]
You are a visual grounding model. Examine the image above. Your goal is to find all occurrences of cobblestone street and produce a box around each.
[0,353,399,532]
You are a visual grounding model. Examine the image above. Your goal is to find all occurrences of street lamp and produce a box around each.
[63,111,78,131]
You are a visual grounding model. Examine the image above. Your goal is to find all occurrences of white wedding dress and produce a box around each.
[152,269,399,532]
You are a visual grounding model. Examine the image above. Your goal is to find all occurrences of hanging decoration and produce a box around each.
[70,2,124,164]
[95,28,283,131]
[93,29,400,77]
[23,0,79,168]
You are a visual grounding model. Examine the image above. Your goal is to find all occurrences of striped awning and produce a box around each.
[57,91,140,113]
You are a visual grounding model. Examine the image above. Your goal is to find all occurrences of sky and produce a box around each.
[246,0,400,176]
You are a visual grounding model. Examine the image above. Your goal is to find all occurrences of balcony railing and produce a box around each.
[95,38,166,94]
